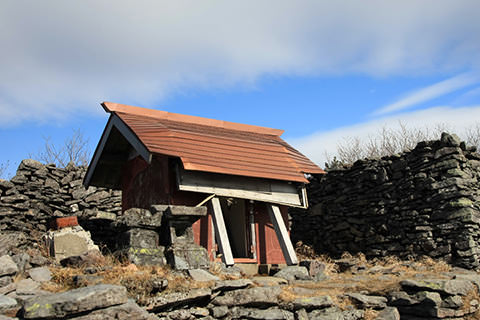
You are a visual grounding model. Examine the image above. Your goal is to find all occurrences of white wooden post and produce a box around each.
[268,204,298,265]
[211,197,234,266]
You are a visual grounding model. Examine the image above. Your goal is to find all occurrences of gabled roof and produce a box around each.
[84,102,324,188]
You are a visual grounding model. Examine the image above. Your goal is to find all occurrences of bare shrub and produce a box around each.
[0,161,11,179]
[32,129,91,167]
[325,121,480,167]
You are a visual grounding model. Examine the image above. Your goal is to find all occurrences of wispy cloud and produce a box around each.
[0,1,480,125]
[290,105,480,167]
[374,73,479,115]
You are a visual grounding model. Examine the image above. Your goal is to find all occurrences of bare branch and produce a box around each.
[325,122,479,167]
[32,129,91,168]
[0,161,10,179]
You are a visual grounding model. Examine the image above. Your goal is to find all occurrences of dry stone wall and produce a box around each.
[0,159,122,254]
[291,133,480,269]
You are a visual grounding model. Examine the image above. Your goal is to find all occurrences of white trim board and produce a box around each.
[176,166,308,208]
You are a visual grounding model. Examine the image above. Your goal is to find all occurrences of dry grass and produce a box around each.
[42,250,470,315]
[463,288,480,319]
[45,254,216,305]
[276,253,457,313]
[363,308,379,320]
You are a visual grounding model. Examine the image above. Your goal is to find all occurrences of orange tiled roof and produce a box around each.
[102,102,324,183]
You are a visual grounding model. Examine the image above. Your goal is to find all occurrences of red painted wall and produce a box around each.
[254,202,288,265]
[121,155,170,210]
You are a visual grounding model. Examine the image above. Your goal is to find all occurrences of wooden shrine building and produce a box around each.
[84,102,324,266]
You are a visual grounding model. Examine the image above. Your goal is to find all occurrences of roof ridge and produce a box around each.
[102,102,284,136]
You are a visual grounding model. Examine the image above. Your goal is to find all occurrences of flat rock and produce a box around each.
[0,276,12,287]
[11,253,30,272]
[453,273,480,288]
[309,306,364,320]
[299,260,326,277]
[273,266,310,281]
[0,256,18,277]
[0,283,16,296]
[28,267,52,282]
[231,306,294,320]
[116,208,163,229]
[0,180,14,190]
[69,300,158,320]
[346,293,387,309]
[22,284,128,319]
[188,269,220,282]
[213,279,253,291]
[252,276,288,286]
[15,279,41,295]
[289,295,334,310]
[46,226,100,262]
[165,309,193,320]
[211,305,229,318]
[376,307,400,320]
[388,291,418,306]
[296,308,308,320]
[213,286,282,307]
[29,254,49,267]
[146,288,211,312]
[18,159,43,170]
[60,250,103,268]
[0,233,28,257]
[400,279,474,296]
[0,294,17,313]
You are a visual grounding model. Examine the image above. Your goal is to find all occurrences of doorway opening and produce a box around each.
[219,198,252,259]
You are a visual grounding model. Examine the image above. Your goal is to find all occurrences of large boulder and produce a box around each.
[0,294,17,313]
[43,226,100,262]
[0,256,18,277]
[146,288,211,312]
[68,300,158,320]
[212,286,282,307]
[400,279,475,296]
[273,266,310,281]
[22,284,128,319]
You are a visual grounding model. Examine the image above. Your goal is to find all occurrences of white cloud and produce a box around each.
[1,1,480,124]
[375,73,480,115]
[289,105,480,168]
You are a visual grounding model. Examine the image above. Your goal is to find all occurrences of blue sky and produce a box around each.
[1,1,480,177]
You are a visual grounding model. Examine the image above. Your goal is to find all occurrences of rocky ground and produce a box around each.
[1,249,480,319]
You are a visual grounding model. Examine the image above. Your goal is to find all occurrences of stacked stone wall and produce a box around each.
[290,133,480,269]
[0,159,122,254]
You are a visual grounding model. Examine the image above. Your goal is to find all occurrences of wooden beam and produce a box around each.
[176,166,307,208]
[268,204,298,265]
[111,114,151,164]
[249,200,257,260]
[211,197,234,266]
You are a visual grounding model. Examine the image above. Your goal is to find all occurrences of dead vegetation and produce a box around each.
[42,249,466,313]
[324,122,480,168]
[44,254,215,305]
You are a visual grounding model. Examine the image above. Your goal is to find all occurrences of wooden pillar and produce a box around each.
[211,197,234,266]
[268,204,298,265]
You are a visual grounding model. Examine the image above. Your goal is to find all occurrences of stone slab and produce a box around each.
[188,269,220,282]
[212,286,282,307]
[28,267,52,282]
[0,256,18,277]
[69,300,157,320]
[0,294,17,313]
[146,288,211,312]
[22,284,128,319]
